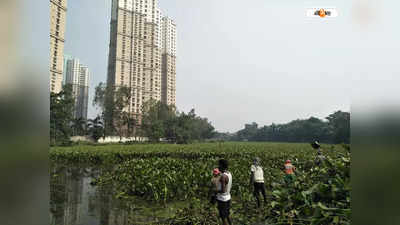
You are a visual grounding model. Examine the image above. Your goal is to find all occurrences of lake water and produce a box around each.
[49,164,187,225]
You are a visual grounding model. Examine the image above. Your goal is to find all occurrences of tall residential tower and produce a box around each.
[50,0,68,93]
[161,16,177,106]
[64,57,90,120]
[107,0,176,119]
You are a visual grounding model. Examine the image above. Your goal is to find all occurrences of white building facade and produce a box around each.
[107,0,177,121]
[50,0,68,93]
[161,16,176,106]
[64,57,90,119]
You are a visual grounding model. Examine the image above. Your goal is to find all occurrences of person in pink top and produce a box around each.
[210,168,221,205]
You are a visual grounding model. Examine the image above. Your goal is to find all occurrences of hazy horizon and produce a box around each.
[62,0,399,132]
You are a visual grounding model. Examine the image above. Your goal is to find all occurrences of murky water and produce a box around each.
[50,164,186,225]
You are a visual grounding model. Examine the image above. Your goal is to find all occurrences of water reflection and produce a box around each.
[50,164,181,225]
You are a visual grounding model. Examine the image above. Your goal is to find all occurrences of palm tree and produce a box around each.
[87,116,104,142]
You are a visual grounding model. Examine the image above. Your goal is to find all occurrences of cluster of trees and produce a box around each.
[230,111,350,144]
[50,83,215,145]
[50,85,105,145]
[141,101,215,143]
[93,82,215,143]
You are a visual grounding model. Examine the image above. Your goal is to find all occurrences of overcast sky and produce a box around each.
[63,0,399,132]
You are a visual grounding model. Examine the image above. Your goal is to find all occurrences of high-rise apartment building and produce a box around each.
[63,54,73,86]
[50,0,68,93]
[77,66,90,120]
[161,16,177,106]
[65,57,90,120]
[107,0,176,120]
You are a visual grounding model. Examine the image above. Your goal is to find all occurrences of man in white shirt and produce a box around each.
[216,159,233,225]
[250,157,267,208]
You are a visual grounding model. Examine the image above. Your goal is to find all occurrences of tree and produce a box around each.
[141,100,175,142]
[50,84,75,146]
[93,83,133,140]
[141,101,215,144]
[71,117,87,136]
[113,86,132,141]
[237,122,258,141]
[124,114,137,139]
[174,111,193,144]
[326,111,350,144]
[164,115,179,143]
[187,110,215,141]
[170,109,215,144]
[87,116,104,142]
[93,82,115,136]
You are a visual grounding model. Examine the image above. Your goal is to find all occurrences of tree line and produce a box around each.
[50,83,349,146]
[225,111,350,144]
[50,83,215,145]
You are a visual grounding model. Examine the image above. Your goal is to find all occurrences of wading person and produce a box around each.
[210,168,221,205]
[284,160,296,185]
[250,157,267,208]
[216,159,233,225]
[311,141,325,165]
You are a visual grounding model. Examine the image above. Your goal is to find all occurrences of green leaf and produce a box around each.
[333,216,339,224]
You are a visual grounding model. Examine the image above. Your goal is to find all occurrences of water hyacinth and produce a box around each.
[50,142,350,225]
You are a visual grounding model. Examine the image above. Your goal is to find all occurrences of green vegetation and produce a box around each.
[141,101,215,143]
[87,116,105,142]
[50,84,75,146]
[50,83,215,146]
[50,142,350,225]
[229,111,350,144]
[93,83,133,139]
[93,83,215,143]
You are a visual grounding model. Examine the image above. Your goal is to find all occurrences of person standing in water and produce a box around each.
[311,141,325,165]
[216,159,233,225]
[250,157,267,208]
[284,159,296,184]
[210,168,221,205]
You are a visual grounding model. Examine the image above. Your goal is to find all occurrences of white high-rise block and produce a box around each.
[161,16,177,56]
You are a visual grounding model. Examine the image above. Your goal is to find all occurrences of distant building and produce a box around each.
[77,66,89,120]
[161,16,177,106]
[50,0,68,93]
[64,57,90,119]
[107,0,177,121]
[63,54,73,86]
